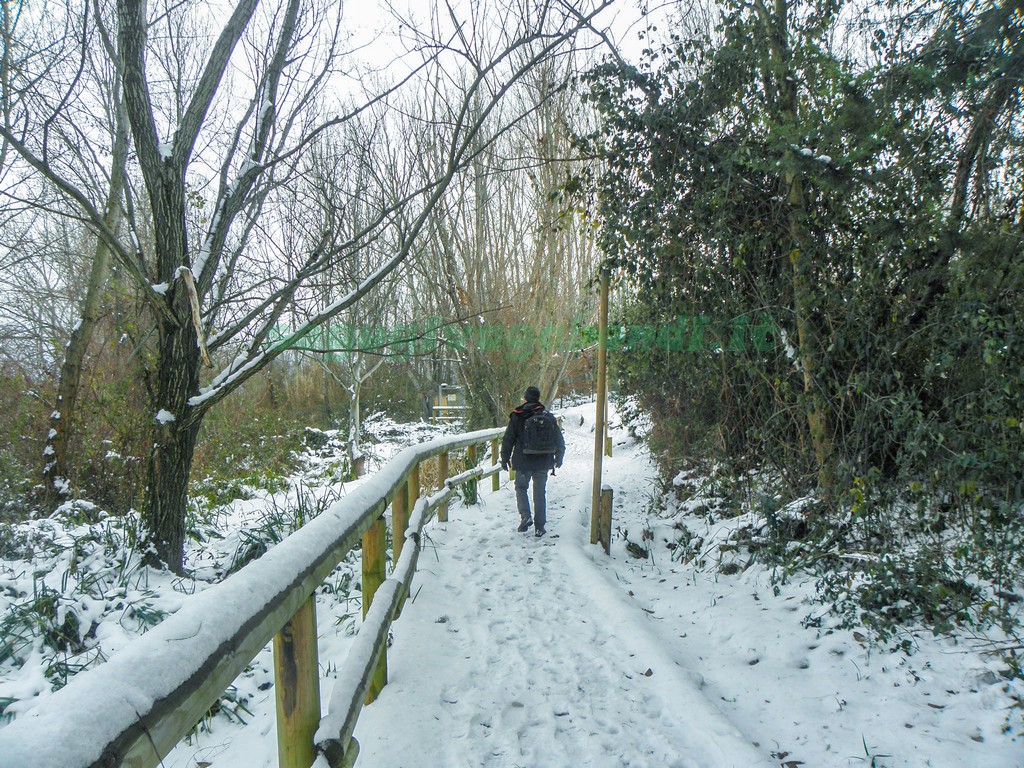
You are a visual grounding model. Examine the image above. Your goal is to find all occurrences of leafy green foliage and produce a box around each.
[584,0,1024,639]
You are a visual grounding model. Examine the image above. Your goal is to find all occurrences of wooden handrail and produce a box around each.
[444,462,500,488]
[0,427,503,768]
[313,489,440,765]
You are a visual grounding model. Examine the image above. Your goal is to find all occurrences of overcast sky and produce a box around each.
[340,0,673,76]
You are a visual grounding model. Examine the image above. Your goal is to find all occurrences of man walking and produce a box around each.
[500,386,565,537]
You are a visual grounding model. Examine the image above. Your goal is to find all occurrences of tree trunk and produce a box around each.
[544,347,575,406]
[146,301,202,572]
[322,360,334,421]
[788,222,833,489]
[43,98,129,501]
[348,383,361,468]
[768,0,833,490]
[43,234,115,499]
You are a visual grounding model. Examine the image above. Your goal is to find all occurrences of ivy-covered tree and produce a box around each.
[2,0,616,573]
[582,0,1023,499]
[581,0,1024,634]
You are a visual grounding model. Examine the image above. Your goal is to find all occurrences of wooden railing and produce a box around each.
[0,428,506,768]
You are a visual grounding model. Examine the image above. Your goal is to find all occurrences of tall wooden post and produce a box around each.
[362,515,387,703]
[392,478,410,564]
[274,596,321,768]
[591,267,610,546]
[491,438,500,492]
[437,452,450,522]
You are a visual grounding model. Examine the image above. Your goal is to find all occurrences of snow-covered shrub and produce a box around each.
[0,506,165,700]
[227,484,341,574]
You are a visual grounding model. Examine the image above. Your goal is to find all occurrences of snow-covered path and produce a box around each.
[154,405,1022,768]
[352,420,772,768]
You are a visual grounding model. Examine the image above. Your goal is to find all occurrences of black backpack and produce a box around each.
[521,410,559,454]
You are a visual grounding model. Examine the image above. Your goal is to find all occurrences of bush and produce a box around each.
[0,365,50,516]
[0,508,163,692]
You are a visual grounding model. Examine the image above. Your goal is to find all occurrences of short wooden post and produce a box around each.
[274,595,321,768]
[391,477,410,564]
[600,486,613,556]
[465,444,478,505]
[490,438,500,492]
[410,461,421,509]
[604,430,613,458]
[437,452,450,522]
[397,464,421,615]
[362,515,387,703]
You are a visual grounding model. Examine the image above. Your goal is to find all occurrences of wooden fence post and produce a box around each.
[465,444,478,505]
[410,461,421,509]
[397,464,421,615]
[362,515,387,703]
[599,487,613,556]
[274,595,321,768]
[491,438,500,492]
[437,452,450,522]
[391,476,410,564]
[591,267,610,544]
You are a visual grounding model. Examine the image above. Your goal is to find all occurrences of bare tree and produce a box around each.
[0,212,84,372]
[1,0,615,571]
[42,3,130,499]
[407,47,601,423]
[283,124,404,471]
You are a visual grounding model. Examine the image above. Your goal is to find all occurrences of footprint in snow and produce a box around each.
[500,700,527,731]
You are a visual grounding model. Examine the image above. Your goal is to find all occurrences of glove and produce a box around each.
[501,461,509,471]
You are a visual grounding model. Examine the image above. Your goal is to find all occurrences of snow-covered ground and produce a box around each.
[2,404,1023,767]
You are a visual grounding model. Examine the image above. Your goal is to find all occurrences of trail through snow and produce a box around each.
[159,403,1021,768]
[353,418,769,768]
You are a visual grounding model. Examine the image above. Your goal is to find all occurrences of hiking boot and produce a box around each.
[517,520,532,533]
[535,527,546,537]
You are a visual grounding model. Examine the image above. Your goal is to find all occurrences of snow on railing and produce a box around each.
[0,427,505,768]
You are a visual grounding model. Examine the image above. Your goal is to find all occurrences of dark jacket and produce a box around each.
[500,400,566,471]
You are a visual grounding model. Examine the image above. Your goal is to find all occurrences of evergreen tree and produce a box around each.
[582,0,1024,627]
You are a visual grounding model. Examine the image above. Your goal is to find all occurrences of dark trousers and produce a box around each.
[515,468,548,530]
